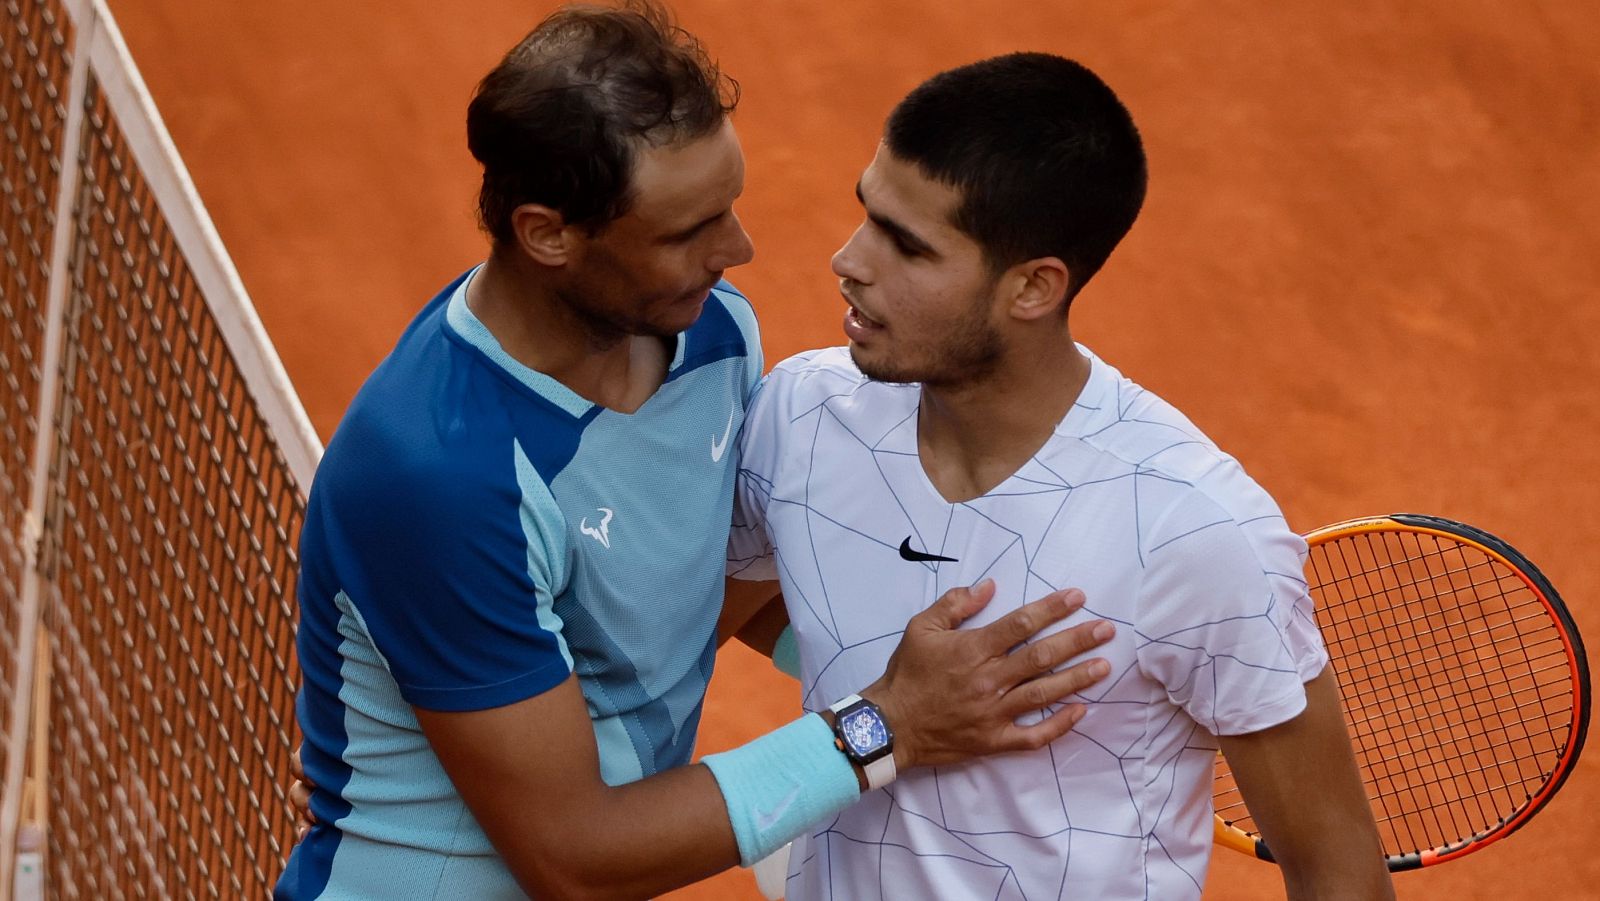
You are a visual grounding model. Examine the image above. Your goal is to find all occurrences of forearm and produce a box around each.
[527,763,740,900]
[1281,854,1393,901]
[551,714,858,897]
[423,689,856,899]
[419,682,748,899]
[1272,789,1395,900]
[421,585,1117,898]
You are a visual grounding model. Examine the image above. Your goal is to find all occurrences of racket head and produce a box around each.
[1213,513,1590,871]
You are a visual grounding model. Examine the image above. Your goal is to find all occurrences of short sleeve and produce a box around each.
[1133,488,1329,736]
[314,431,574,713]
[728,372,779,581]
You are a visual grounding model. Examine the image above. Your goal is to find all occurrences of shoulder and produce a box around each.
[1126,450,1304,599]
[1066,355,1275,513]
[308,395,571,613]
[678,281,761,367]
[740,348,917,467]
[747,346,889,428]
[1071,364,1229,482]
[763,346,868,397]
[316,352,534,545]
[314,421,526,549]
[1057,351,1299,564]
[711,280,758,339]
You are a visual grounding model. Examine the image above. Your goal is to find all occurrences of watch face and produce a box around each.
[839,707,889,756]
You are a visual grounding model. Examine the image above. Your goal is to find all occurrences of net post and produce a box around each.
[0,0,100,893]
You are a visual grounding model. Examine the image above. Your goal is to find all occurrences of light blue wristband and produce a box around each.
[771,625,800,679]
[702,713,859,865]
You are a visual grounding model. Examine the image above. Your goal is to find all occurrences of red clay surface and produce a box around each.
[108,1,1599,897]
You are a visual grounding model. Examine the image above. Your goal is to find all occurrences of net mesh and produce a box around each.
[1213,524,1577,858]
[38,71,306,898]
[0,0,71,829]
[1,0,308,895]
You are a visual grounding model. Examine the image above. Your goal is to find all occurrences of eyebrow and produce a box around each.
[855,180,938,258]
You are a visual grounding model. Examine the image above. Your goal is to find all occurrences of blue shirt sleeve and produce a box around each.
[309,404,574,713]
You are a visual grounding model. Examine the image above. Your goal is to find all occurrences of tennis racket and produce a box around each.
[1212,513,1589,871]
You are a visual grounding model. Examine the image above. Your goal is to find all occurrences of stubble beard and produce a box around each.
[558,284,680,352]
[851,297,1004,389]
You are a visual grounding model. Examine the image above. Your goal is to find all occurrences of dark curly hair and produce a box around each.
[466,1,740,242]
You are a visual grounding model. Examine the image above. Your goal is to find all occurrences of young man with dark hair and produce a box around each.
[278,7,1114,900]
[726,54,1395,899]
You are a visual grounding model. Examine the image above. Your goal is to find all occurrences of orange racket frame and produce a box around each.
[1211,513,1589,871]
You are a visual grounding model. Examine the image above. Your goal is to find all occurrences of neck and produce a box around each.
[467,250,668,413]
[917,328,1090,503]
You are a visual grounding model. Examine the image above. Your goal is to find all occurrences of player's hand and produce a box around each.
[862,580,1113,771]
[289,745,317,842]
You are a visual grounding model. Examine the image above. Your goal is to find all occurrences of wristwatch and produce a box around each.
[828,694,897,791]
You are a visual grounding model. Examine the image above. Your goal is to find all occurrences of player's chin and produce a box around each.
[848,344,915,385]
[652,289,715,333]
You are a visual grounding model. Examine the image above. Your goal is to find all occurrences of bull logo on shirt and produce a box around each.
[580,507,614,548]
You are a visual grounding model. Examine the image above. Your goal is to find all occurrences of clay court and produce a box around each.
[78,0,1600,896]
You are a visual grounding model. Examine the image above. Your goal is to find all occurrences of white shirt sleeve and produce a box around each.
[727,372,780,581]
[1134,487,1330,736]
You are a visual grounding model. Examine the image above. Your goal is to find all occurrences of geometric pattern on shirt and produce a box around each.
[729,346,1327,901]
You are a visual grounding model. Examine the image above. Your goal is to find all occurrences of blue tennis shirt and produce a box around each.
[277,268,762,899]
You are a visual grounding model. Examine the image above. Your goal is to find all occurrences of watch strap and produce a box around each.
[827,694,897,791]
[861,753,896,791]
[828,694,864,715]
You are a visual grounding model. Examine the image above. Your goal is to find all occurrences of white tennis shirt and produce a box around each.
[729,346,1328,900]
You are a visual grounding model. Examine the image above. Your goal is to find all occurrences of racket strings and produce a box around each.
[1348,678,1571,770]
[1321,531,1564,854]
[1363,737,1558,808]
[1335,630,1569,750]
[1214,525,1575,859]
[1329,610,1567,706]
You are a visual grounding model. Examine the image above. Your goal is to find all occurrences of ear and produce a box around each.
[1003,257,1071,321]
[509,203,575,266]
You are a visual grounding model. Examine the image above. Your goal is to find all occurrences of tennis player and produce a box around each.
[725,54,1396,899]
[276,5,1115,899]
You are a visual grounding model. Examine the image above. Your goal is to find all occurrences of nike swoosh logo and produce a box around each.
[753,783,802,831]
[710,409,734,462]
[899,537,958,563]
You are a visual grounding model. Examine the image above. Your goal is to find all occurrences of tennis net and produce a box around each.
[1,0,320,895]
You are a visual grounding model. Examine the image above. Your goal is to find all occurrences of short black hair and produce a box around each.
[466,1,739,243]
[885,53,1146,301]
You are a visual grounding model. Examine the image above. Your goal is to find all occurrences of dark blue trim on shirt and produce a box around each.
[669,282,751,383]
